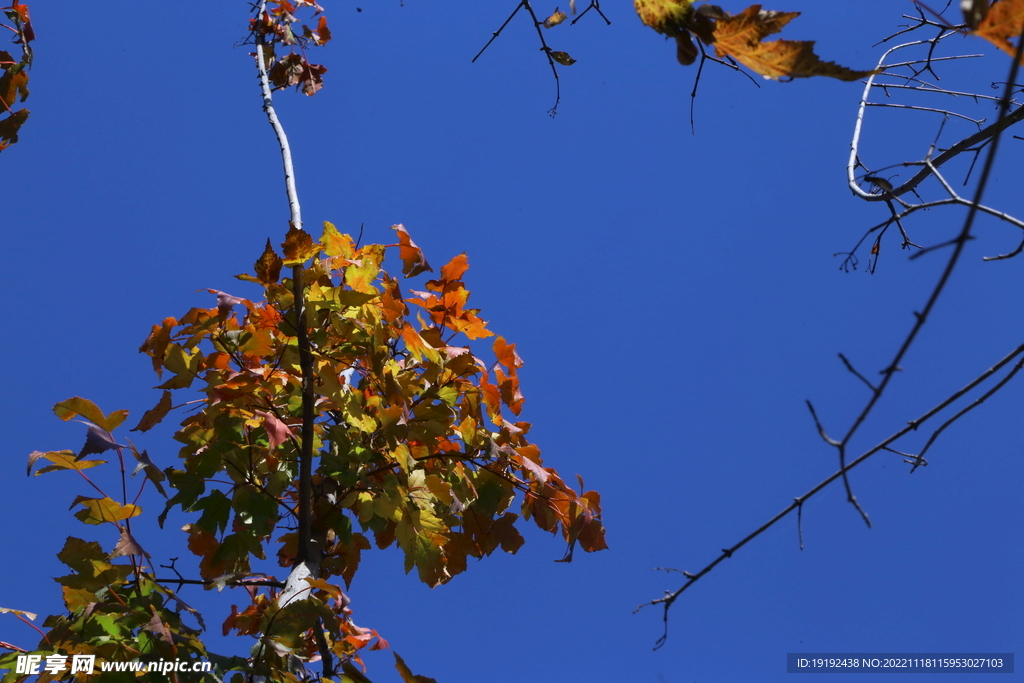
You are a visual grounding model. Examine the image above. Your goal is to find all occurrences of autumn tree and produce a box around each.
[3,0,1022,679]
[2,2,607,681]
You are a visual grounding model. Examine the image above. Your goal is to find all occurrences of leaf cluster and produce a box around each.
[0,1,33,150]
[250,0,332,96]
[634,0,877,80]
[11,224,606,682]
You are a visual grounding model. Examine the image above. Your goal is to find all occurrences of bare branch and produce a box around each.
[644,20,1024,646]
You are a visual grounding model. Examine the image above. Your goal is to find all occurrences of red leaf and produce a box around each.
[256,410,294,449]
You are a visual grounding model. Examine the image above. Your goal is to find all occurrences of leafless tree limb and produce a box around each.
[640,10,1024,648]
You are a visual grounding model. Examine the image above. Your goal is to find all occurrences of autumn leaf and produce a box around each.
[282,224,319,265]
[131,390,173,432]
[710,6,878,81]
[0,108,28,150]
[975,0,1024,62]
[634,2,877,80]
[543,8,568,28]
[109,526,150,559]
[71,496,141,525]
[53,397,129,433]
[392,224,432,277]
[550,50,577,66]
[321,221,354,258]
[0,54,29,107]
[256,409,295,449]
[253,238,284,284]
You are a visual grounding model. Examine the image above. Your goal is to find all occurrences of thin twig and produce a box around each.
[642,22,1024,648]
[636,343,1024,647]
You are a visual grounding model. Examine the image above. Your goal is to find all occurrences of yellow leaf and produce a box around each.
[634,0,696,36]
[321,221,355,258]
[544,8,568,28]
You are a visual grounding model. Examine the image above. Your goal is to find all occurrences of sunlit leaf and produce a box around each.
[53,397,129,433]
[321,221,354,258]
[282,224,319,265]
[72,496,141,525]
[392,224,432,277]
[544,8,568,27]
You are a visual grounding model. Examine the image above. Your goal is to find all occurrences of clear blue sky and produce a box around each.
[3,1,1022,681]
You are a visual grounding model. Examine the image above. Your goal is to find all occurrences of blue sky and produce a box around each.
[2,1,1022,681]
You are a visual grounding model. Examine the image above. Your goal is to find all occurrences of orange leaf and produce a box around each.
[391,224,432,277]
[976,0,1024,62]
[711,5,878,81]
[493,337,523,372]
[402,323,440,364]
[131,390,173,432]
[439,253,470,283]
[281,225,319,265]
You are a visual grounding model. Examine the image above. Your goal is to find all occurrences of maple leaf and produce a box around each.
[282,224,319,264]
[634,2,877,79]
[253,238,284,284]
[131,390,172,432]
[392,224,432,277]
[974,0,1024,62]
[710,6,878,81]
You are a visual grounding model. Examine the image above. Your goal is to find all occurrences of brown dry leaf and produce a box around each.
[975,0,1024,62]
[109,527,150,559]
[254,239,283,285]
[550,50,577,65]
[712,5,877,81]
